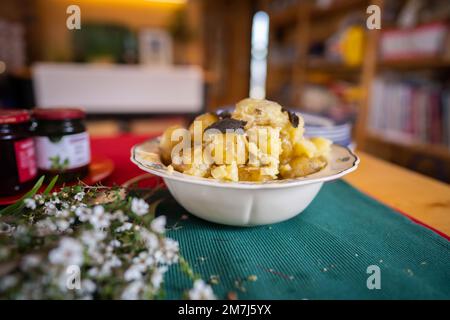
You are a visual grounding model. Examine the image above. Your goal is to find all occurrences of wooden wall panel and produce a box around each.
[202,0,253,110]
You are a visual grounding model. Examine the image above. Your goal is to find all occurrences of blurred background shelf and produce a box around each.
[310,0,367,18]
[306,60,362,73]
[378,58,450,70]
[367,132,450,160]
[269,6,298,26]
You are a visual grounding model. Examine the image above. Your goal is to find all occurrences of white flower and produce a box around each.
[80,230,107,264]
[88,267,99,277]
[140,229,159,251]
[44,202,57,215]
[24,198,36,210]
[90,250,105,265]
[81,230,106,248]
[109,240,121,248]
[124,250,158,282]
[124,264,144,282]
[151,266,167,290]
[34,194,44,205]
[89,206,111,230]
[131,198,149,216]
[81,279,96,293]
[52,197,61,204]
[48,237,84,266]
[21,254,42,271]
[112,210,128,222]
[133,251,155,267]
[36,218,57,236]
[14,225,28,238]
[57,272,70,292]
[0,275,18,291]
[151,216,166,234]
[160,238,179,265]
[55,219,70,232]
[115,222,133,233]
[55,209,70,218]
[98,254,122,277]
[74,192,85,202]
[75,206,91,222]
[79,279,96,299]
[108,254,122,267]
[121,281,144,300]
[188,279,216,300]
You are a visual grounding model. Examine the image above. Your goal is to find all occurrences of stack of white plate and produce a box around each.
[301,113,353,147]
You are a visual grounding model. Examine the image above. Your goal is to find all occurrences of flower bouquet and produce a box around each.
[0,176,215,300]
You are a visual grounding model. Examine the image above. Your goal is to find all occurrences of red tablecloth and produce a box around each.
[91,134,156,186]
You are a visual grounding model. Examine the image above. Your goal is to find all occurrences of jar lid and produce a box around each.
[33,108,86,120]
[0,109,31,124]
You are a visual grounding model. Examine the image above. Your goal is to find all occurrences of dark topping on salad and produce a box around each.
[216,110,232,119]
[205,118,247,133]
[282,107,299,128]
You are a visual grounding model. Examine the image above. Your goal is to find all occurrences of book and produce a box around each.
[369,75,450,149]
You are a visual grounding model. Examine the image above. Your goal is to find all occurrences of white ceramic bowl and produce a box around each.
[130,137,359,227]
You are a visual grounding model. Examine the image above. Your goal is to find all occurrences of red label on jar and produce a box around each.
[14,138,37,183]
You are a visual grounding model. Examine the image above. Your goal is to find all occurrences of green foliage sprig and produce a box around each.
[0,177,216,300]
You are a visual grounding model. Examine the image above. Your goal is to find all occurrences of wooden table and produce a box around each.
[344,151,450,237]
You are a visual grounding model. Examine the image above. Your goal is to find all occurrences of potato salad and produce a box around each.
[160,98,331,182]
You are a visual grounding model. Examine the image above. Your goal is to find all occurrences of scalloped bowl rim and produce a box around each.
[130,136,359,190]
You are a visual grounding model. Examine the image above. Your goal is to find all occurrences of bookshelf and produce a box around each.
[265,0,379,145]
[378,58,450,70]
[264,0,450,182]
[367,132,450,160]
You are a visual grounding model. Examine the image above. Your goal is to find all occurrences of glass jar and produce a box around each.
[32,108,91,183]
[0,110,37,196]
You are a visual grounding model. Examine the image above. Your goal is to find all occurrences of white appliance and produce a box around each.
[32,63,203,113]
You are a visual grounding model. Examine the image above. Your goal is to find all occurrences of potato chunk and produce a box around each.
[232,98,289,129]
[293,139,318,158]
[159,125,183,165]
[189,112,219,137]
[211,162,239,182]
[310,137,332,158]
[280,156,327,179]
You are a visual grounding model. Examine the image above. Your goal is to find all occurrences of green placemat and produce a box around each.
[160,180,450,300]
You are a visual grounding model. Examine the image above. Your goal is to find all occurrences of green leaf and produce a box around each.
[179,257,199,280]
[148,198,164,220]
[43,175,59,195]
[0,176,45,216]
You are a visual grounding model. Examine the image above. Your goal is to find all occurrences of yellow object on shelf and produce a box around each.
[341,26,365,66]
